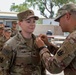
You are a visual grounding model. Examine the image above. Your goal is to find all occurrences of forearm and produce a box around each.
[47,42,59,55]
[39,48,62,74]
[40,43,76,74]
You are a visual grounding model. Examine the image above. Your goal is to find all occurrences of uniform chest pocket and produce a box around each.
[15,49,32,66]
[14,45,40,66]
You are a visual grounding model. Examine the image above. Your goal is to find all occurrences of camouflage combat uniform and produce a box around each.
[0,35,6,51]
[11,28,18,37]
[11,21,18,37]
[39,30,76,75]
[0,24,5,51]
[0,32,11,51]
[0,31,46,75]
[0,35,7,75]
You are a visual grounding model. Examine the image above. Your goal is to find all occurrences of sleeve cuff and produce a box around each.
[39,47,50,57]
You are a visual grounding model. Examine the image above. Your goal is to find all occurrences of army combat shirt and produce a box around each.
[11,28,18,37]
[40,30,76,75]
[0,31,46,75]
[0,35,7,51]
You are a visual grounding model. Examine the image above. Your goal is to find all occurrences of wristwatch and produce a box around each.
[38,46,47,52]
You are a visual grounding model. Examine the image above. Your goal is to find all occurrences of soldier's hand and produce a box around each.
[36,37,47,52]
[36,37,45,48]
[39,34,50,46]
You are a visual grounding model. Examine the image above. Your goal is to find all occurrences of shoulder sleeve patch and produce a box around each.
[57,50,65,56]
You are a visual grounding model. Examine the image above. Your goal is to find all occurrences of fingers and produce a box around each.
[36,37,45,48]
[39,34,46,39]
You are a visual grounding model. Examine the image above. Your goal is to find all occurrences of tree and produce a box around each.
[10,2,30,12]
[10,0,76,18]
[52,0,76,8]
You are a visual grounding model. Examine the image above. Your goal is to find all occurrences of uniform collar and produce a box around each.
[17,31,36,44]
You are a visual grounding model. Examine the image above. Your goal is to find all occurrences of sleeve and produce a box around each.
[47,45,59,55]
[0,44,13,75]
[40,31,76,74]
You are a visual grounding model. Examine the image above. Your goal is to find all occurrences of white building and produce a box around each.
[0,11,18,27]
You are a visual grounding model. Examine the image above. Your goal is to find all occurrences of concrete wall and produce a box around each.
[33,25,63,36]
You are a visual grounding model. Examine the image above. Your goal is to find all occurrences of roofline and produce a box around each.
[0,11,18,14]
[0,11,18,20]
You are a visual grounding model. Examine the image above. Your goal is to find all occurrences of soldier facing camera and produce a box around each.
[0,10,46,75]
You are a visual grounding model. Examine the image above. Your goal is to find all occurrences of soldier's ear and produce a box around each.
[65,13,71,20]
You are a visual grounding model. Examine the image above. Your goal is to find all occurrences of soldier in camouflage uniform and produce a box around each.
[0,25,11,51]
[0,23,5,51]
[0,10,46,75]
[3,26,11,41]
[11,21,18,37]
[36,3,76,75]
[0,23,6,74]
